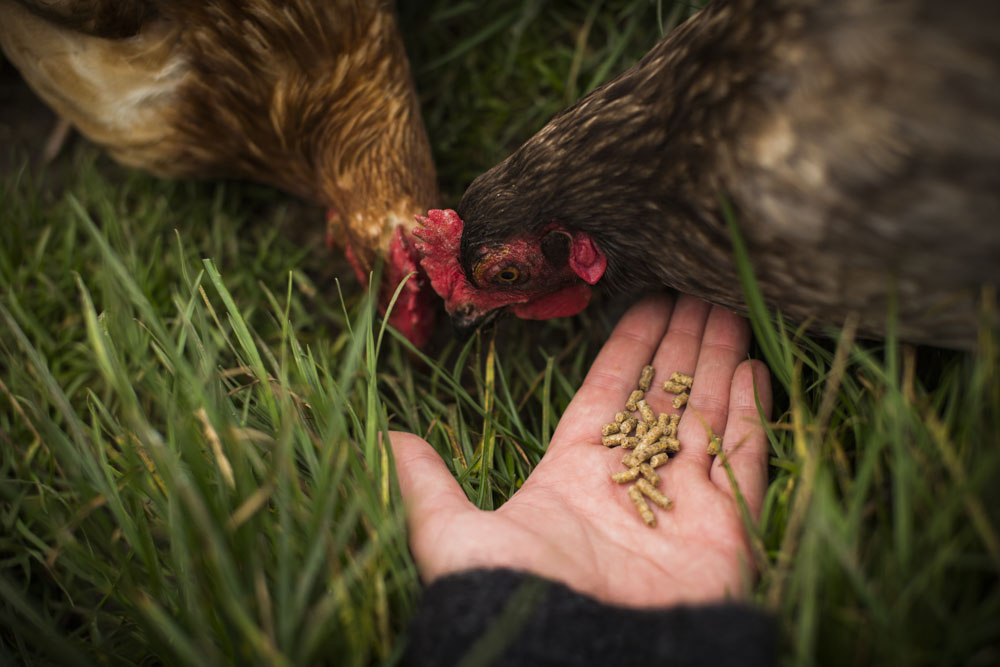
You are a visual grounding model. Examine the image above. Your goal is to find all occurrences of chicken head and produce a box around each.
[414,209,606,337]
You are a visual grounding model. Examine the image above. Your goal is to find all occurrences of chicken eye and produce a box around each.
[496,267,520,283]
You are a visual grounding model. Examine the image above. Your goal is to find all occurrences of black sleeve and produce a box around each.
[402,568,774,667]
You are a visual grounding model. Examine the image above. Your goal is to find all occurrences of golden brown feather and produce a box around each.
[0,0,440,344]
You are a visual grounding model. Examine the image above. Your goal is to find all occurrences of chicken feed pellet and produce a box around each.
[592,365,695,526]
[602,432,627,447]
[663,371,692,409]
[638,462,660,486]
[628,484,656,526]
[637,399,655,425]
[626,436,678,467]
[657,412,670,432]
[657,412,680,437]
[636,478,673,510]
[661,379,688,394]
[638,365,655,392]
[637,424,663,446]
[649,453,669,468]
[612,467,641,484]
[669,371,693,389]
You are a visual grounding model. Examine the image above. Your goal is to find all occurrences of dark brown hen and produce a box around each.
[417,0,1000,348]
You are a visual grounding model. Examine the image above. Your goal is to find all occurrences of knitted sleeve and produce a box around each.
[402,568,775,667]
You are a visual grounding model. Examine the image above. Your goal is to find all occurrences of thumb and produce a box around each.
[388,431,475,529]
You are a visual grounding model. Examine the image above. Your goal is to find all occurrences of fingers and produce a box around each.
[388,430,475,534]
[552,294,674,447]
[672,306,751,473]
[645,296,713,417]
[710,360,773,517]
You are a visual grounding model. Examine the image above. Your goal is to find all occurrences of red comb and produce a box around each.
[413,209,467,302]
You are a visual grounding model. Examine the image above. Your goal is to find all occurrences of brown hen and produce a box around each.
[0,0,439,345]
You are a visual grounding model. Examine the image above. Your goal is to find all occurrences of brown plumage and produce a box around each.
[417,0,1000,349]
[0,0,440,345]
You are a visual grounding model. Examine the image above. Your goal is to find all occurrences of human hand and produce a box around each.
[389,294,772,607]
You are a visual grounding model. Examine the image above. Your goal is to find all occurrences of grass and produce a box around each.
[2,1,999,665]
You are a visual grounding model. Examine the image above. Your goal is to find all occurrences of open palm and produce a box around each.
[390,294,772,607]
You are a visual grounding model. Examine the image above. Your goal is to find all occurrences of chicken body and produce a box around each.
[1,0,439,345]
[423,0,1000,348]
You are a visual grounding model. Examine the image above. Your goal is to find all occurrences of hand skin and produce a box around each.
[389,294,773,607]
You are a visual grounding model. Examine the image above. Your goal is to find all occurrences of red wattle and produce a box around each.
[511,284,592,320]
[383,227,435,348]
[339,226,436,348]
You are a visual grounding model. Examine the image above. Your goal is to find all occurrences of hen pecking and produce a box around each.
[0,0,439,345]
[416,0,1000,349]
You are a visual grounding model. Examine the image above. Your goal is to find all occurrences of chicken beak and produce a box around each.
[450,307,501,340]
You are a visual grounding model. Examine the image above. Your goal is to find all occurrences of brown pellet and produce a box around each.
[638,425,664,449]
[611,467,641,483]
[649,453,670,467]
[601,422,620,437]
[615,411,629,424]
[637,399,655,424]
[638,365,656,392]
[635,436,681,463]
[662,380,689,394]
[670,371,693,388]
[622,452,638,468]
[639,462,660,486]
[628,484,656,526]
[625,390,644,411]
[636,478,673,510]
[631,442,657,464]
[602,433,627,447]
[623,436,640,449]
[628,446,650,465]
[707,434,722,457]
[658,412,679,437]
[635,421,647,439]
[672,393,689,409]
[634,436,661,461]
[620,417,638,435]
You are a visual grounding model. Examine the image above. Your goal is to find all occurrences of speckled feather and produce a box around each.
[457,0,1000,348]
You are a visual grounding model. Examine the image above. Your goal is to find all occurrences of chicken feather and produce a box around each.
[425,0,1000,348]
